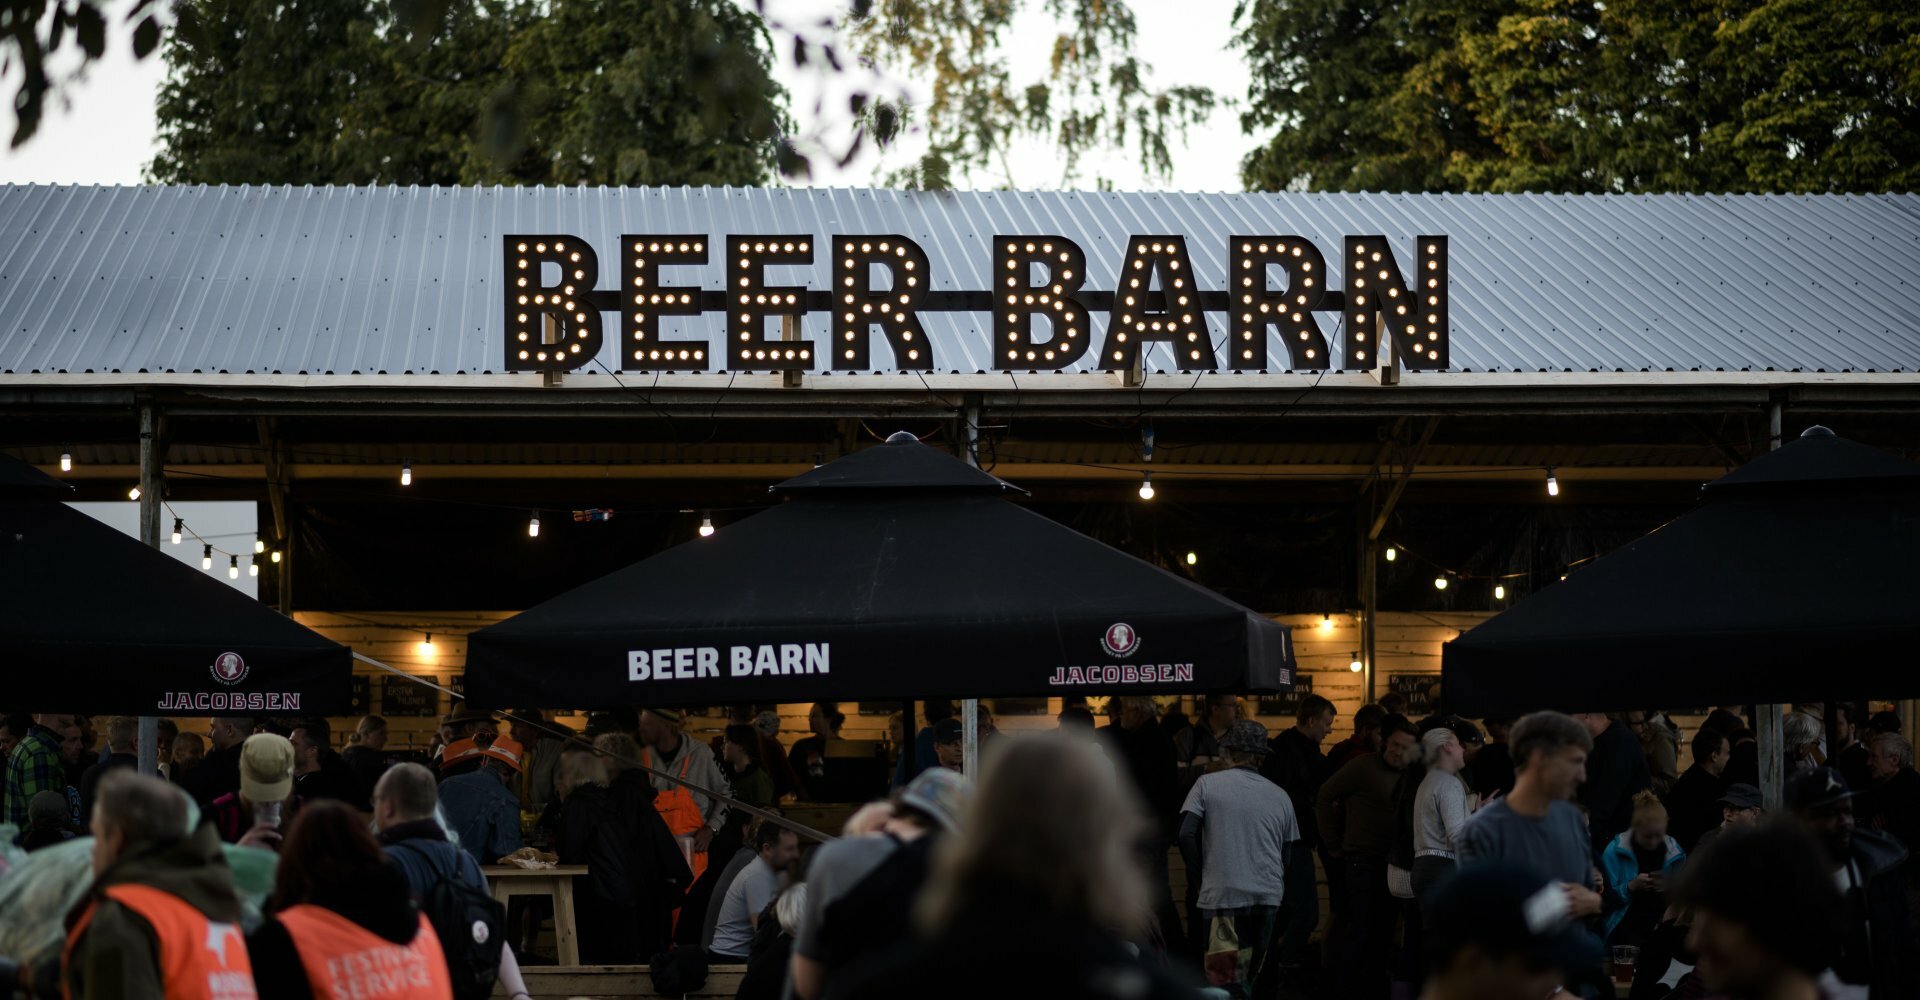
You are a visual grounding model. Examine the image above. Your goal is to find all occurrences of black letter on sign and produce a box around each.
[1228,237,1330,371]
[993,236,1094,370]
[1103,236,1216,371]
[504,235,602,372]
[1342,236,1448,371]
[832,235,931,370]
[727,236,816,371]
[622,236,709,371]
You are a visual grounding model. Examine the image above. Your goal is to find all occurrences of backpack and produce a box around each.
[391,841,506,1000]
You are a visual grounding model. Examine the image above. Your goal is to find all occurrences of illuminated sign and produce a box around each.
[504,233,1448,374]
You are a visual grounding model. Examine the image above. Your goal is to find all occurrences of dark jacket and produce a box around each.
[295,748,370,811]
[1262,727,1329,850]
[76,752,138,829]
[1317,753,1404,859]
[379,818,487,900]
[1833,828,1917,999]
[734,897,795,1000]
[1870,767,1920,857]
[1111,719,1182,835]
[246,860,423,999]
[1662,763,1726,854]
[1468,741,1516,799]
[1838,740,1873,793]
[1580,720,1651,853]
[180,741,243,809]
[558,779,691,963]
[62,824,248,1000]
[341,744,389,798]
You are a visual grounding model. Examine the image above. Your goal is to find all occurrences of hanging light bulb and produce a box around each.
[253,537,265,555]
[698,517,715,538]
[1319,613,1334,632]
[247,558,259,578]
[1384,545,1397,562]
[271,549,282,564]
[418,633,435,657]
[201,544,213,571]
[1546,466,1560,497]
[1138,472,1155,500]
[1349,652,1363,673]
[1185,551,1198,566]
[227,555,239,580]
[1434,574,1449,590]
[401,460,412,487]
[527,511,541,538]
[59,450,72,472]
[127,484,141,501]
[1494,583,1507,600]
[171,518,183,545]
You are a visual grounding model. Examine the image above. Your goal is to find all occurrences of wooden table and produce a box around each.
[482,864,587,967]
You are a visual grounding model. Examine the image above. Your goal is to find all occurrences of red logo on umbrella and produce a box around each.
[210,652,249,686]
[1101,623,1141,658]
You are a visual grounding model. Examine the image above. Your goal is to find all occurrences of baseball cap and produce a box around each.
[933,718,964,744]
[898,766,969,832]
[1785,766,1856,812]
[1716,783,1763,810]
[240,732,295,803]
[1218,720,1272,756]
[1423,865,1604,975]
[27,790,68,826]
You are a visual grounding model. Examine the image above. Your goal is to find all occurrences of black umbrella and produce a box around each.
[467,433,1294,708]
[0,455,353,714]
[1443,427,1920,717]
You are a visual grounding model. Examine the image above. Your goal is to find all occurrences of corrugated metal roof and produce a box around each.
[0,185,1914,377]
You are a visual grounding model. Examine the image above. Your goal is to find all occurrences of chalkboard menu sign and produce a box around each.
[381,675,440,717]
[348,676,371,715]
[1388,674,1439,716]
[1257,674,1315,718]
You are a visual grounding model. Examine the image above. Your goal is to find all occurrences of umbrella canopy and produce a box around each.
[468,433,1294,708]
[1443,427,1920,716]
[0,456,353,714]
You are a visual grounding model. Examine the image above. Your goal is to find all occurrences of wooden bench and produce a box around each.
[502,963,748,998]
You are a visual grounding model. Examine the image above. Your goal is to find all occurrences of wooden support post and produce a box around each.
[1760,399,1785,811]
[137,403,162,778]
[961,402,982,778]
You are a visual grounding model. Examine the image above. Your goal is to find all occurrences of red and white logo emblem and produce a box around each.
[210,652,249,686]
[1101,623,1141,658]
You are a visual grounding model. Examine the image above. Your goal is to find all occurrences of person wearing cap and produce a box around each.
[637,707,733,880]
[1692,781,1763,855]
[15,789,76,850]
[1787,764,1916,998]
[204,732,299,848]
[789,767,968,1000]
[932,717,965,771]
[1177,719,1299,998]
[1417,864,1602,1000]
[59,769,257,999]
[437,734,525,869]
[1666,727,1732,853]
[442,703,500,748]
[1318,712,1419,998]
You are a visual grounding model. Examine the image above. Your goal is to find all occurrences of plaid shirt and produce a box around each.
[3,724,66,827]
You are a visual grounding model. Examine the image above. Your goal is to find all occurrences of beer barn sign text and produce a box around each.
[503,232,1448,374]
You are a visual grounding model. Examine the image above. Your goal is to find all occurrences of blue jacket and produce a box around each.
[1599,830,1684,938]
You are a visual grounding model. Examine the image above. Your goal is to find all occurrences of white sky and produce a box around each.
[0,0,1251,192]
[69,501,262,598]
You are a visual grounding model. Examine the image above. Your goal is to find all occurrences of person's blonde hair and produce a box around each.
[593,732,644,777]
[559,748,609,798]
[350,715,387,746]
[916,731,1151,937]
[774,883,809,934]
[1630,789,1668,826]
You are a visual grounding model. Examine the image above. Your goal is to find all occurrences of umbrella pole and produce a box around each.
[136,402,162,780]
[960,404,982,779]
[1757,401,1785,811]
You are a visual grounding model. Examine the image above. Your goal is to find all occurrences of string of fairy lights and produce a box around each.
[55,440,1601,597]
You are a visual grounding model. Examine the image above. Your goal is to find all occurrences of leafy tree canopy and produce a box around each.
[1236,0,1920,194]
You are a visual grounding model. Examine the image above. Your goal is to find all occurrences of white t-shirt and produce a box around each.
[1180,766,1299,910]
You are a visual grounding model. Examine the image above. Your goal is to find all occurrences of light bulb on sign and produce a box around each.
[271,549,282,564]
[127,485,141,501]
[247,558,259,578]
[1349,652,1363,673]
[528,511,541,538]
[254,537,265,555]
[1546,466,1559,497]
[1434,575,1449,590]
[59,451,72,472]
[401,461,412,487]
[1138,472,1155,501]
[1494,584,1506,600]
[227,555,239,580]
[171,518,183,545]
[1384,546,1397,562]
[201,545,213,571]
[698,517,715,538]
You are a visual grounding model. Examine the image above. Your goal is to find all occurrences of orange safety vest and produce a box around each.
[642,745,709,879]
[63,883,257,1000]
[275,904,454,1000]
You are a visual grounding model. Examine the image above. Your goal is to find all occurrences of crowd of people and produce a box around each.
[0,696,1916,999]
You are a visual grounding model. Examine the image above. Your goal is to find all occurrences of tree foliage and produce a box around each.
[149,0,790,186]
[847,0,1217,188]
[1237,0,1920,194]
[1,0,168,147]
